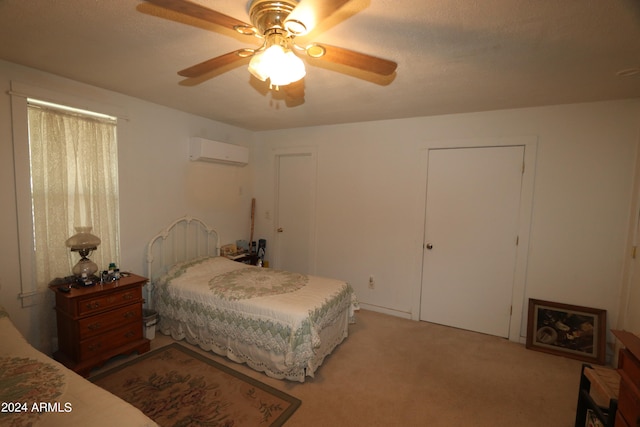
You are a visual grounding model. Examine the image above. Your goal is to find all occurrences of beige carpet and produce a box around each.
[91,309,586,426]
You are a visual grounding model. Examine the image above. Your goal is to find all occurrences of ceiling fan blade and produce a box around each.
[143,0,251,32]
[305,44,397,76]
[284,0,351,35]
[178,50,250,78]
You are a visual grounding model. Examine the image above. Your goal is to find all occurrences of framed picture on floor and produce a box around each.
[526,298,606,365]
[585,409,605,427]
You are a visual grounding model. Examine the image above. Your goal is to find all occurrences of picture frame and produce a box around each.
[526,299,606,365]
[585,409,604,427]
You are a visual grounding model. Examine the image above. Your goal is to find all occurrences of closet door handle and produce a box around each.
[277,227,284,233]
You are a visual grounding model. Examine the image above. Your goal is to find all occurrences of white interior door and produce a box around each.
[274,152,316,274]
[420,146,524,337]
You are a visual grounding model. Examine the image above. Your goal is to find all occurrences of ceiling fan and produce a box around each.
[141,0,398,88]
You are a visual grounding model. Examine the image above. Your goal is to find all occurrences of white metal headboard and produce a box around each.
[145,216,219,308]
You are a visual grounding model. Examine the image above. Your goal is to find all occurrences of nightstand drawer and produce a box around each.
[615,410,631,427]
[77,287,142,316]
[79,322,143,360]
[618,372,640,427]
[78,304,142,339]
[620,348,640,389]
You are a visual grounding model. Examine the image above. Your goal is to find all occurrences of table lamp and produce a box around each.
[65,226,101,277]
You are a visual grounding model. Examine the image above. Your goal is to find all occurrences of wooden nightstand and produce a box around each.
[612,330,640,427]
[50,273,150,377]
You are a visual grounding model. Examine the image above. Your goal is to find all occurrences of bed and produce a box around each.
[146,216,358,382]
[0,305,157,427]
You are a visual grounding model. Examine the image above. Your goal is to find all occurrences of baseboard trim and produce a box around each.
[358,303,413,320]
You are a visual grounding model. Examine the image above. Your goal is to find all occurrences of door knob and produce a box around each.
[426,243,433,250]
[277,227,284,233]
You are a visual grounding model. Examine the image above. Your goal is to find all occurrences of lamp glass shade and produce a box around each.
[269,50,305,86]
[72,258,99,277]
[248,45,306,86]
[65,226,101,251]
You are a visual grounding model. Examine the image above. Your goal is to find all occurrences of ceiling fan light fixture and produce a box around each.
[234,24,258,36]
[141,0,398,86]
[284,19,307,35]
[306,43,326,58]
[271,50,306,86]
[237,48,256,58]
[248,43,306,86]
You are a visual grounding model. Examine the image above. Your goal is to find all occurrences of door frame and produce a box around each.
[617,144,640,332]
[272,147,318,274]
[415,136,537,342]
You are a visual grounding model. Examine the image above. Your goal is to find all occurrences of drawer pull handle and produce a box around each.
[87,322,102,330]
[124,331,135,338]
[85,302,100,310]
[124,311,136,319]
[122,293,134,300]
[88,343,102,352]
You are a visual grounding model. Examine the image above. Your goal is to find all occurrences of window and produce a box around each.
[25,99,120,291]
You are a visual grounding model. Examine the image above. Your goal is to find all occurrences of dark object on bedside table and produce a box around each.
[230,252,259,265]
[49,273,150,377]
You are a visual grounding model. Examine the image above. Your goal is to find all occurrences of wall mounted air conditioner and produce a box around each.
[189,137,249,166]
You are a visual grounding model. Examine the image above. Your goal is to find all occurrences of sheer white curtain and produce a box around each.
[27,102,120,290]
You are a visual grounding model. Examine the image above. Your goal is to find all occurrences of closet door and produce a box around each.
[273,151,317,274]
[420,146,524,337]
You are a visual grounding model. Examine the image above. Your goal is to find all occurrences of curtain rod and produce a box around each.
[6,90,130,122]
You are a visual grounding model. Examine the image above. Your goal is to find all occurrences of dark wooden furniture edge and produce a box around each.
[54,339,150,377]
[612,330,640,359]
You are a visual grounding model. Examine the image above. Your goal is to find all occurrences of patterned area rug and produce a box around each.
[90,343,301,426]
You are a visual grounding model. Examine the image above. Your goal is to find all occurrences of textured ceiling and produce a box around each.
[1,0,639,131]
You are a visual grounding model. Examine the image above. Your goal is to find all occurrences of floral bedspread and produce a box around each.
[209,267,309,300]
[153,257,358,377]
[0,306,157,427]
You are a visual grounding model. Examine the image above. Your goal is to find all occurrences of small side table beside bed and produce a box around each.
[50,273,150,377]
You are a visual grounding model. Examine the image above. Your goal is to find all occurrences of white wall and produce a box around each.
[2,58,639,356]
[0,60,254,352]
[251,100,640,349]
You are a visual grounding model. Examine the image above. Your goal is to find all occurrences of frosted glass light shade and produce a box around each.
[248,45,306,86]
[65,226,101,251]
[72,258,99,277]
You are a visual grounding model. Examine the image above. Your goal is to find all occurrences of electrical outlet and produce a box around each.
[368,275,375,289]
